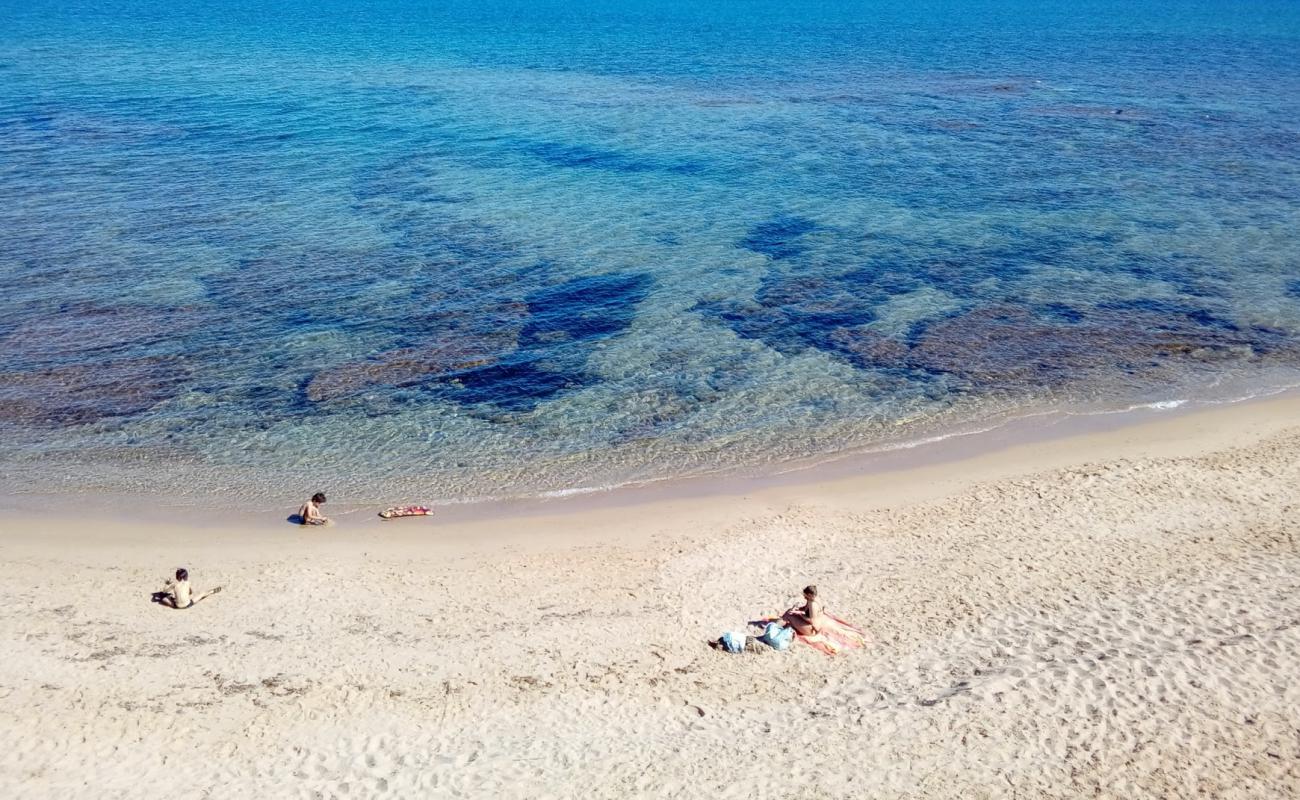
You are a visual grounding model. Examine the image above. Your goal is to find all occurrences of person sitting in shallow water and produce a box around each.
[155,568,221,609]
[781,584,827,636]
[299,492,329,526]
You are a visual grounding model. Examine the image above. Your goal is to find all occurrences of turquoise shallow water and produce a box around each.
[2,0,1299,503]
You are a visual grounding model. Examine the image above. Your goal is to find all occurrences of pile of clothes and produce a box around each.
[711,621,796,654]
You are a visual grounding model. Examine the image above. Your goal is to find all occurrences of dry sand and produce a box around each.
[1,396,1298,799]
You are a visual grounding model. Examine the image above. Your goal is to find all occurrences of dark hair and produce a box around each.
[176,568,189,581]
[803,585,818,598]
[312,492,326,504]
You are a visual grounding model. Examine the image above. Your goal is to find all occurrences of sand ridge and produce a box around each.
[0,409,1298,798]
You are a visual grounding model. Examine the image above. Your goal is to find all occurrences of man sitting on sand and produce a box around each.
[156,568,221,609]
[299,492,329,525]
[782,585,827,635]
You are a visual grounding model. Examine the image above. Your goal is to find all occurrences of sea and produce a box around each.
[2,0,1299,506]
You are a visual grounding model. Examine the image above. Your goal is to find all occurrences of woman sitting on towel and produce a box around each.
[782,585,826,635]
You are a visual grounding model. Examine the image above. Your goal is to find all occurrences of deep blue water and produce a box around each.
[2,0,1299,503]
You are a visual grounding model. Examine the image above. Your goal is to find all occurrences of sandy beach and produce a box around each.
[1,395,1298,799]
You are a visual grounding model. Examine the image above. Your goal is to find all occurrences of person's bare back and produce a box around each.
[156,568,221,609]
[300,491,329,525]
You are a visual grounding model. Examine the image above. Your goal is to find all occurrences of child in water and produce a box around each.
[299,492,329,526]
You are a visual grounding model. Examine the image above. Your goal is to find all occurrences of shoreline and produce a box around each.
[2,387,1297,558]
[4,358,1299,521]
[3,383,1298,538]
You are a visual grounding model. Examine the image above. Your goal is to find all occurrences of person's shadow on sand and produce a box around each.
[286,514,304,525]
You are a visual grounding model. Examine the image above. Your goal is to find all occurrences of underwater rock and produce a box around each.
[739,215,819,261]
[403,300,531,343]
[695,300,796,351]
[1,303,206,365]
[902,304,1293,387]
[432,271,656,412]
[904,305,1100,384]
[518,271,653,348]
[696,271,883,355]
[0,357,188,425]
[305,272,655,411]
[305,148,658,412]
[703,282,1299,391]
[201,249,388,332]
[304,331,520,402]
[824,327,911,367]
[432,358,588,412]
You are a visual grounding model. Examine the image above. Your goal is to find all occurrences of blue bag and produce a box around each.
[720,630,746,654]
[758,622,795,651]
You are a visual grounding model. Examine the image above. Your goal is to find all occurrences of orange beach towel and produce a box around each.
[762,614,869,656]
